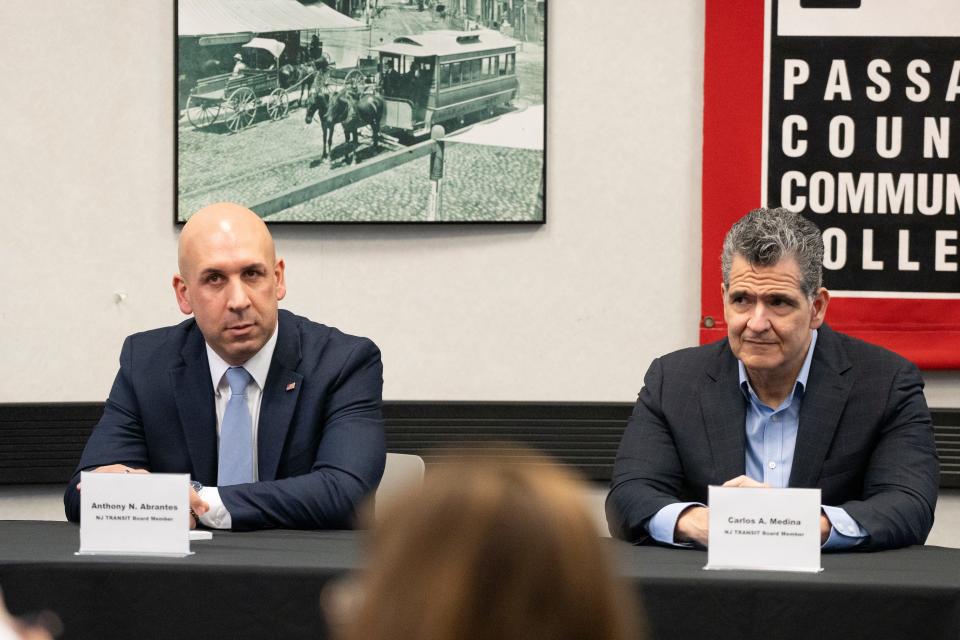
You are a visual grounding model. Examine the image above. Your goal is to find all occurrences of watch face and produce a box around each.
[190,480,203,493]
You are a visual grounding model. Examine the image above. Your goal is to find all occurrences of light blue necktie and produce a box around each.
[218,367,254,486]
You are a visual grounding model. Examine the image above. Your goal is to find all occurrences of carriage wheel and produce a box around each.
[344,69,366,94]
[267,88,289,120]
[185,95,219,129]
[224,87,258,132]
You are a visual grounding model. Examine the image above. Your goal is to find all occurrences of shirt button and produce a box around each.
[768,461,777,469]
[772,415,779,422]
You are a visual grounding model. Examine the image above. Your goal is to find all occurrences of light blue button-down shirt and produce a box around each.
[648,330,868,549]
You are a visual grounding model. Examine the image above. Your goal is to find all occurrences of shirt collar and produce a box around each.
[206,322,279,394]
[738,329,819,404]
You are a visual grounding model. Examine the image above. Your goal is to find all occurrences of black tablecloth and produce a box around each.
[609,542,960,640]
[0,522,355,639]
[1,521,958,640]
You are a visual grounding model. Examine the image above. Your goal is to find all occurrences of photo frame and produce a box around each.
[176,0,546,224]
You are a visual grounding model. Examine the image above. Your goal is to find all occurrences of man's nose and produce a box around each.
[745,303,771,333]
[226,278,251,311]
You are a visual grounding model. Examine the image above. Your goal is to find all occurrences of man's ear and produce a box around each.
[809,287,830,329]
[173,274,193,315]
[274,258,287,301]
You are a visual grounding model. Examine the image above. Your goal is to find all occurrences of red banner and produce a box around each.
[701,0,960,368]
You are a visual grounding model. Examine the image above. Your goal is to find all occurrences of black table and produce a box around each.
[610,542,960,640]
[1,521,958,640]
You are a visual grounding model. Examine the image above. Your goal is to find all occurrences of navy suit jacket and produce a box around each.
[606,324,939,551]
[64,309,386,531]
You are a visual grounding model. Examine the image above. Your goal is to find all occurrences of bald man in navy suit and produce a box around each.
[65,203,385,531]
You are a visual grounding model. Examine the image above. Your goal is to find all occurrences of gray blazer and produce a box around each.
[606,324,939,551]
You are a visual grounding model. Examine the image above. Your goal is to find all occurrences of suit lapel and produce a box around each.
[789,325,853,488]
[701,344,747,482]
[258,312,304,481]
[170,325,218,485]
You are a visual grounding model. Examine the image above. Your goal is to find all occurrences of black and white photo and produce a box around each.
[177,0,546,223]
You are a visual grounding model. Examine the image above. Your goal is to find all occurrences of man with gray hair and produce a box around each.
[606,207,939,551]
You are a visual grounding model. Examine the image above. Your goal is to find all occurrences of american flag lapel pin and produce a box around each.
[286,382,296,392]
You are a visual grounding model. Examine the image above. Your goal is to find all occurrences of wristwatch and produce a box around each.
[189,480,203,523]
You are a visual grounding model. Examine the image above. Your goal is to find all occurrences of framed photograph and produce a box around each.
[176,0,546,224]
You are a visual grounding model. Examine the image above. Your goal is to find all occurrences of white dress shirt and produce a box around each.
[197,324,278,529]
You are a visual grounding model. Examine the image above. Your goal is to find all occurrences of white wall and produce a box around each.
[1,1,957,406]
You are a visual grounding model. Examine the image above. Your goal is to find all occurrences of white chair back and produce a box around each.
[374,452,426,520]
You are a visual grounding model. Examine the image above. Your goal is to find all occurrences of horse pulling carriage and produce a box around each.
[303,30,519,164]
[304,62,385,164]
[184,38,317,133]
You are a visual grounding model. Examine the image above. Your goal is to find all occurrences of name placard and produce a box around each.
[77,472,192,557]
[705,486,822,573]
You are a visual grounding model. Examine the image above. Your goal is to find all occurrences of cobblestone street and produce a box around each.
[177,108,398,219]
[266,142,542,222]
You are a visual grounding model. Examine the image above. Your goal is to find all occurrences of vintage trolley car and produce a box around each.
[372,30,519,136]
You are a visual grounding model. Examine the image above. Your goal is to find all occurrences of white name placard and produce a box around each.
[705,486,822,573]
[77,472,192,557]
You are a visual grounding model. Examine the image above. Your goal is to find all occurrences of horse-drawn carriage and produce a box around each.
[184,38,315,133]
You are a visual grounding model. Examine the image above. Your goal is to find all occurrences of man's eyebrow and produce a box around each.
[761,291,800,300]
[198,263,267,277]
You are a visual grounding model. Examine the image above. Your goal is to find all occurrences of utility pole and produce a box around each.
[426,125,446,222]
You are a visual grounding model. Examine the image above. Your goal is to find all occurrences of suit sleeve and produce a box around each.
[839,362,939,551]
[606,357,690,543]
[63,337,151,522]
[218,339,386,531]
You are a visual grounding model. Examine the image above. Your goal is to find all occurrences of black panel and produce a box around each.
[0,403,104,484]
[799,0,861,7]
[382,402,631,481]
[1,403,956,487]
[933,410,960,489]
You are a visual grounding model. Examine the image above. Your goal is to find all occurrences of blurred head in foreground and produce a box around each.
[338,454,641,640]
[0,590,58,640]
